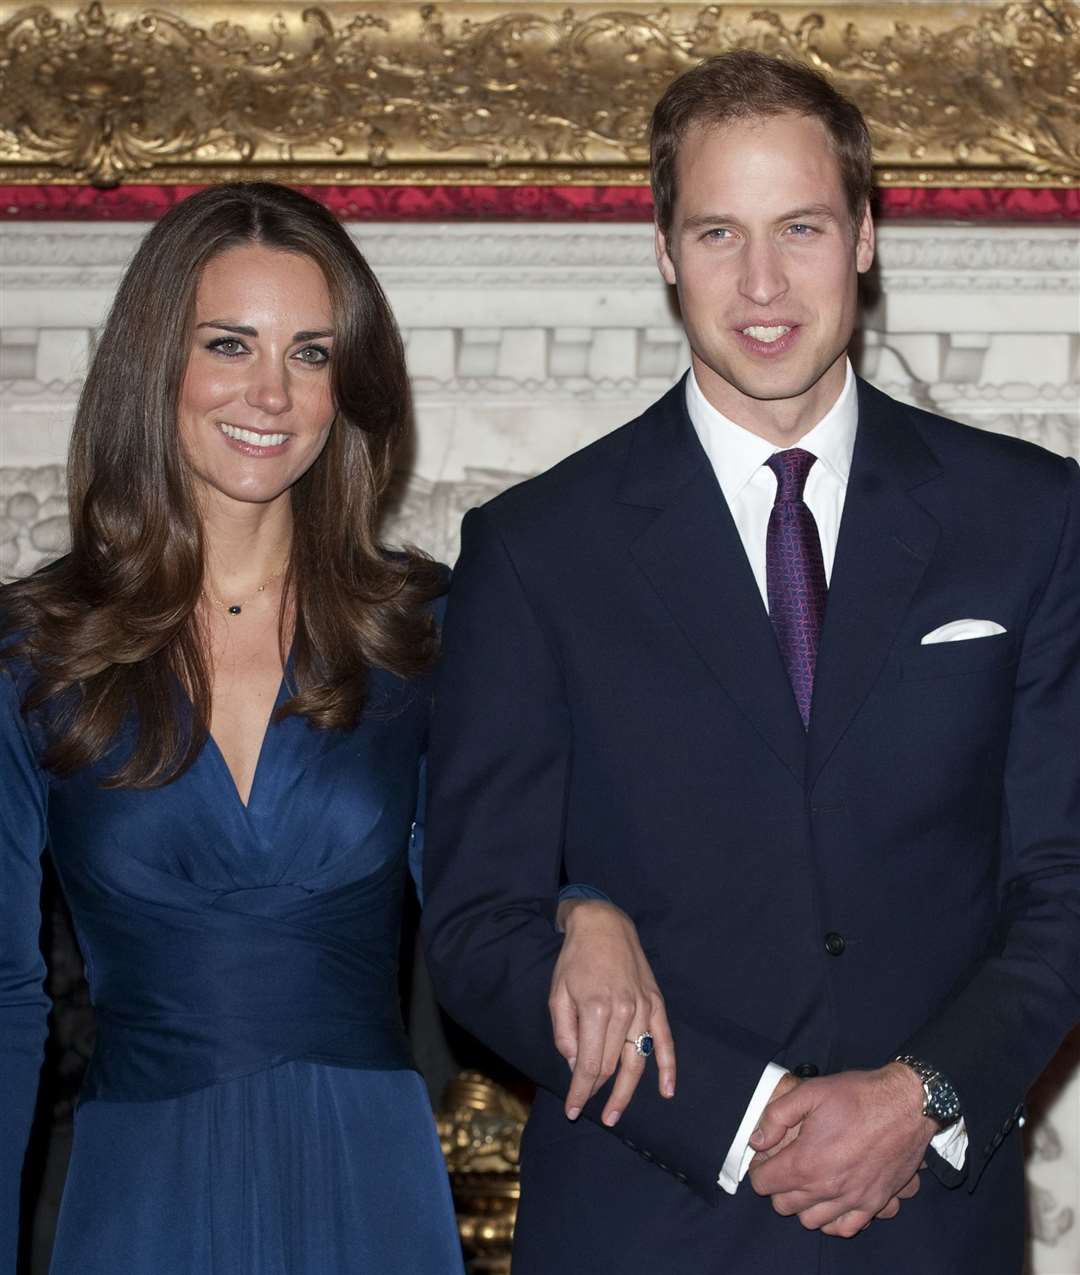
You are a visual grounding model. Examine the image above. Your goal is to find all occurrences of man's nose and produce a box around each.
[244,360,291,415]
[738,240,789,308]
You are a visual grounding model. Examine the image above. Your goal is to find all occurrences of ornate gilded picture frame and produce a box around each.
[0,0,1077,213]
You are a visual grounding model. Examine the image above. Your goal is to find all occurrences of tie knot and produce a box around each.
[767,448,816,503]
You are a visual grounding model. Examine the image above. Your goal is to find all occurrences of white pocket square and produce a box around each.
[921,619,1007,645]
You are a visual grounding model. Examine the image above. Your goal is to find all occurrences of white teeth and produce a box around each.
[742,325,791,343]
[218,422,289,448]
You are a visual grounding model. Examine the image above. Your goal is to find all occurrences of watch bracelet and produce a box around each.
[893,1054,962,1125]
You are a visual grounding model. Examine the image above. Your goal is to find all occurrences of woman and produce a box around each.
[1,181,464,1274]
[0,183,669,1274]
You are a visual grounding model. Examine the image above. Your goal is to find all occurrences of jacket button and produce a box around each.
[824,932,846,956]
[794,1062,819,1078]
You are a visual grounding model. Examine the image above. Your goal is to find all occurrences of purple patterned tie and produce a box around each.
[765,449,827,728]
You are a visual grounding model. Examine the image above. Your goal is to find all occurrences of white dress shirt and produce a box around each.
[686,361,856,605]
[683,363,968,1193]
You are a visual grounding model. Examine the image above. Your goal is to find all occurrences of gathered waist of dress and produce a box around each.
[74,873,416,1104]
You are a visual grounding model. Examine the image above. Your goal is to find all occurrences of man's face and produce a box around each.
[655,112,874,439]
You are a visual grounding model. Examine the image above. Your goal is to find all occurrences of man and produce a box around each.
[422,51,1080,1274]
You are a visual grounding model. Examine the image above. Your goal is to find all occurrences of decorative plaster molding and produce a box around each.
[875,235,1080,274]
[6,375,1078,415]
[0,379,83,399]
[1026,1032,1080,1259]
[2,223,1078,294]
[2,227,1077,450]
[0,231,141,266]
[0,463,67,576]
[1030,1182,1076,1249]
[0,461,525,575]
[931,383,1080,406]
[880,275,1078,295]
[0,227,650,270]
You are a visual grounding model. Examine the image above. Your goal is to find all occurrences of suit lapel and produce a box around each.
[622,381,808,784]
[807,380,942,784]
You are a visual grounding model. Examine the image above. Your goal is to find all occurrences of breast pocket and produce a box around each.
[901,633,1018,681]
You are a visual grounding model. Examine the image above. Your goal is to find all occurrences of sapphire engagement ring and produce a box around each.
[627,1033,654,1058]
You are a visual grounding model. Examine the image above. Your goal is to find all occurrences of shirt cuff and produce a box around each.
[930,1117,968,1170]
[718,1061,789,1194]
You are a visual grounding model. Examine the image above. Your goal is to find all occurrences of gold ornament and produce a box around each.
[0,0,1076,187]
[437,1070,527,1273]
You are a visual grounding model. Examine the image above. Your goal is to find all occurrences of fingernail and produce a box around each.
[567,1057,576,1072]
[662,1079,675,1098]
[751,1128,764,1146]
[603,1109,621,1127]
[567,1106,581,1121]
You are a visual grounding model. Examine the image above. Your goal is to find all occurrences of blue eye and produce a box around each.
[787,223,816,236]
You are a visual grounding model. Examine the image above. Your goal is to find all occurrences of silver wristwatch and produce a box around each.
[894,1055,962,1127]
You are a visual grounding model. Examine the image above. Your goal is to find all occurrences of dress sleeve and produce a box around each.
[408,754,427,905]
[408,579,451,906]
[0,665,50,1265]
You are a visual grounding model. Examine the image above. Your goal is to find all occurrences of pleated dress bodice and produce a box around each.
[1,649,464,1274]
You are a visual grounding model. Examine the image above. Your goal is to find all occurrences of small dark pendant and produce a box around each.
[227,605,242,616]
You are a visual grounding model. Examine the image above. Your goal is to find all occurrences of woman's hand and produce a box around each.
[550,899,675,1127]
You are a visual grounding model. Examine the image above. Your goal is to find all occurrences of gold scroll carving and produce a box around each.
[437,1070,527,1274]
[0,0,1077,186]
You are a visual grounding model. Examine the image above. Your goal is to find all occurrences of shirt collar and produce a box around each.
[685,360,858,505]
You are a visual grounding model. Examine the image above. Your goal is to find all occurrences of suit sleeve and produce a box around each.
[903,457,1080,1190]
[0,665,50,1265]
[422,505,784,1201]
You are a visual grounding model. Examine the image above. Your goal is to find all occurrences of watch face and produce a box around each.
[928,1077,962,1125]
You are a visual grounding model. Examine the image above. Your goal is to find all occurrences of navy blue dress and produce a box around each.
[0,647,465,1275]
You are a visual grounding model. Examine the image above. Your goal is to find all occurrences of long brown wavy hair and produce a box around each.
[1,182,443,787]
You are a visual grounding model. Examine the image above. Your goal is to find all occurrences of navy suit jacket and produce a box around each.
[422,377,1080,1274]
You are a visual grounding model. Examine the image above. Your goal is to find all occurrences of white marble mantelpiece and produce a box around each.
[1,218,1079,1271]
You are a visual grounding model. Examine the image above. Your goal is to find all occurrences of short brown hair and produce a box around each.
[650,51,874,237]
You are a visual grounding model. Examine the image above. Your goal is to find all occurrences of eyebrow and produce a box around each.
[681,204,840,231]
[196,321,335,341]
[781,204,839,223]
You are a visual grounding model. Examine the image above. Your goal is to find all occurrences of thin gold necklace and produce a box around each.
[204,565,286,617]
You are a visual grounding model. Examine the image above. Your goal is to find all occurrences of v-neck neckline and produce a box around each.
[204,673,288,813]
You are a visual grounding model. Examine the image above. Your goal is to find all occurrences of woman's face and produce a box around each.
[178,243,337,512]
